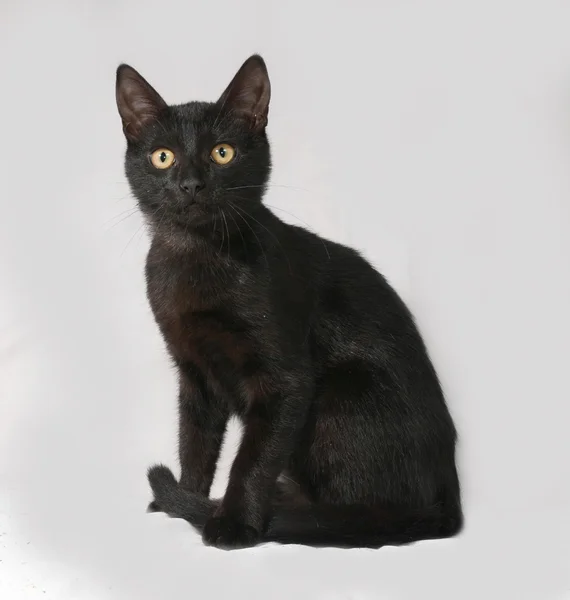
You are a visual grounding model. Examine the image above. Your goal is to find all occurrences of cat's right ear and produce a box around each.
[116,65,167,142]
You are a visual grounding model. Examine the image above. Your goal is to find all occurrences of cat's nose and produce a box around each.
[179,177,205,198]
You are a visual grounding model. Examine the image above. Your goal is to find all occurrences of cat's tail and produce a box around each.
[147,465,218,527]
[263,498,462,548]
[147,465,462,548]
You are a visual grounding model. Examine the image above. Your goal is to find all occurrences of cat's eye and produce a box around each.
[150,148,175,169]
[210,143,235,165]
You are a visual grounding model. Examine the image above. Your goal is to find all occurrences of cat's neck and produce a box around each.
[150,203,282,264]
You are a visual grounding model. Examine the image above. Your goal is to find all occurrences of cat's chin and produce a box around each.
[148,204,217,231]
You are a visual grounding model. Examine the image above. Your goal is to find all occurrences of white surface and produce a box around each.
[1,1,570,598]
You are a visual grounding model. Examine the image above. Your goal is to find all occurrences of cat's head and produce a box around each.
[116,55,271,234]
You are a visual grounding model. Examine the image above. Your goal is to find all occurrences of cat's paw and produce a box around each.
[202,515,259,549]
[147,500,162,513]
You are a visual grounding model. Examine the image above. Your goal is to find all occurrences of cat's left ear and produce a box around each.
[217,55,271,131]
[116,64,167,142]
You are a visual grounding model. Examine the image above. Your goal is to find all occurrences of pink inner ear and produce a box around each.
[217,56,271,130]
[131,96,160,122]
[116,65,167,141]
[122,89,164,138]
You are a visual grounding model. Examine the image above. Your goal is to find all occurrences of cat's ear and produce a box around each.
[116,64,167,142]
[217,55,271,131]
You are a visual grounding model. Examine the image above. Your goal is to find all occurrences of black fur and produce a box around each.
[116,55,462,549]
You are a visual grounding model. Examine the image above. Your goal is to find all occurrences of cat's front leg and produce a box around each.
[177,366,229,496]
[202,377,309,549]
[150,367,227,512]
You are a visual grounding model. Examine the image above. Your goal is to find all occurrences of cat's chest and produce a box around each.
[145,251,258,369]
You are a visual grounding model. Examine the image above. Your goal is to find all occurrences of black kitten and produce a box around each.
[116,55,462,549]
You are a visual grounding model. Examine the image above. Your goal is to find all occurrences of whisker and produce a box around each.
[225,183,310,193]
[121,221,146,256]
[219,207,226,253]
[221,209,230,259]
[104,206,139,230]
[230,203,292,274]
[226,205,246,256]
[149,204,167,238]
[114,191,136,204]
[227,200,268,267]
[183,203,190,243]
[265,203,330,260]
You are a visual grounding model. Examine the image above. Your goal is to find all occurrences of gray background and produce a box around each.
[1,1,569,598]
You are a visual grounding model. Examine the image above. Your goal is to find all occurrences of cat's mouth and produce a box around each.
[149,201,220,229]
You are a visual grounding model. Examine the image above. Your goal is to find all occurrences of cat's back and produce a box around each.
[279,223,424,371]
[283,222,410,320]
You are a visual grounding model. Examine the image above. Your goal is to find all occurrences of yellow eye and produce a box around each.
[150,148,175,169]
[210,143,235,165]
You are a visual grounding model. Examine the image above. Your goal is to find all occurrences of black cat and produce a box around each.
[115,55,462,549]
